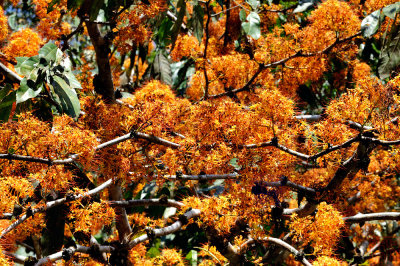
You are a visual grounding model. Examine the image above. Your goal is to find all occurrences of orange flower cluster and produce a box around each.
[0,7,8,43]
[290,202,345,255]
[312,255,346,265]
[188,53,258,100]
[0,114,98,193]
[68,201,115,235]
[198,244,228,265]
[171,35,202,61]
[3,28,42,59]
[309,0,360,38]
[31,0,71,40]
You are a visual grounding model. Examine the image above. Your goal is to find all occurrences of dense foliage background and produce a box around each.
[1,0,400,265]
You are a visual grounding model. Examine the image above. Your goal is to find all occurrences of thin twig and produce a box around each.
[201,2,211,100]
[209,32,361,99]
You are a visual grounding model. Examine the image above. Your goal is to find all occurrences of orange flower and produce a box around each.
[3,28,42,58]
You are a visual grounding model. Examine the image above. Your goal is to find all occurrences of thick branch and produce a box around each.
[85,21,115,103]
[0,62,22,83]
[259,180,316,198]
[344,212,400,223]
[108,183,132,242]
[240,237,312,266]
[109,198,184,209]
[34,245,113,266]
[3,251,25,264]
[128,208,201,248]
[283,201,317,217]
[323,139,376,194]
[165,173,239,180]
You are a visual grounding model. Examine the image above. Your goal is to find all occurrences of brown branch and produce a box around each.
[0,61,22,83]
[259,180,316,198]
[294,114,322,121]
[201,2,211,100]
[283,201,317,217]
[0,131,181,165]
[85,21,115,103]
[0,178,114,239]
[109,198,184,209]
[128,208,201,248]
[361,136,400,146]
[240,237,312,266]
[2,251,26,264]
[165,173,240,181]
[343,212,400,223]
[108,183,132,242]
[35,244,113,266]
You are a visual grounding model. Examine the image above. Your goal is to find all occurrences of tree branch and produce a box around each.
[165,173,240,180]
[0,131,181,165]
[0,61,22,83]
[344,212,400,223]
[109,198,184,209]
[108,183,132,242]
[34,244,113,266]
[128,208,201,248]
[208,32,361,99]
[0,178,114,239]
[85,21,115,103]
[259,180,316,198]
[240,237,312,266]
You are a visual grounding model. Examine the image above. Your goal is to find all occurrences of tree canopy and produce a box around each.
[0,0,400,265]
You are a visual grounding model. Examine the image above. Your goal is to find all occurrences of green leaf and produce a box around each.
[0,84,13,100]
[15,56,39,77]
[153,51,172,86]
[170,0,186,49]
[0,91,16,122]
[49,75,81,118]
[378,23,400,79]
[239,9,247,22]
[7,13,18,31]
[0,87,16,108]
[215,0,223,8]
[186,250,198,266]
[89,0,105,21]
[246,0,260,10]
[39,42,63,64]
[47,0,61,13]
[383,2,400,19]
[16,78,43,104]
[242,12,261,40]
[147,239,161,257]
[191,5,204,43]
[163,207,177,219]
[67,0,84,10]
[293,0,316,13]
[64,71,82,89]
[361,9,383,37]
[154,17,174,47]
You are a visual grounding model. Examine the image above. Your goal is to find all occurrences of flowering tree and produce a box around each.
[1,0,400,264]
